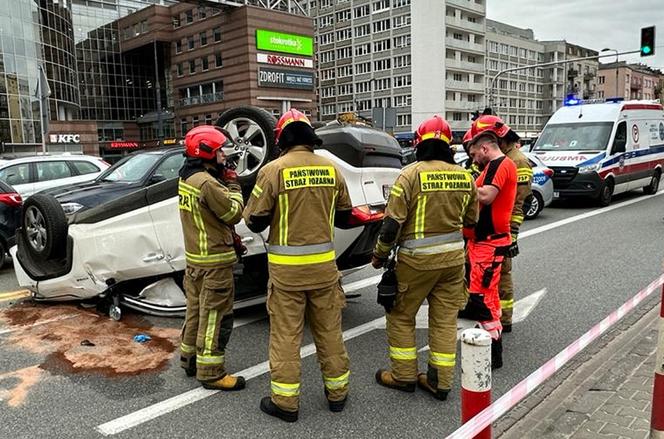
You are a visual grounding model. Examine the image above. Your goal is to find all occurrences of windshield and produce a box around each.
[98,154,162,182]
[533,122,613,152]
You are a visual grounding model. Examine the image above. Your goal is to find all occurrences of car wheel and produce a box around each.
[21,194,68,261]
[525,192,544,220]
[216,106,278,189]
[643,170,661,195]
[598,179,614,207]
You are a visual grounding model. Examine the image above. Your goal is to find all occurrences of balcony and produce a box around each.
[446,38,485,54]
[179,91,223,107]
[446,101,480,111]
[445,16,485,33]
[446,0,485,14]
[446,59,484,73]
[446,80,484,92]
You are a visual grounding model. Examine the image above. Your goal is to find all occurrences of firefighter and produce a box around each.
[462,129,481,179]
[371,115,479,400]
[178,125,246,391]
[459,120,518,370]
[243,108,353,422]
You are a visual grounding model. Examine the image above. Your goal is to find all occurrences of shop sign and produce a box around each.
[258,67,314,90]
[256,29,313,57]
[110,141,139,149]
[49,134,80,144]
[257,53,313,69]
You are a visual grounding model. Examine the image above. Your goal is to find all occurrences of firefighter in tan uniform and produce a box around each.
[243,109,353,422]
[371,115,479,400]
[473,116,533,332]
[178,125,246,391]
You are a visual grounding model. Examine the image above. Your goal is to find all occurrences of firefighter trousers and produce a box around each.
[180,266,235,382]
[460,239,507,340]
[499,257,514,325]
[386,262,467,390]
[267,280,350,412]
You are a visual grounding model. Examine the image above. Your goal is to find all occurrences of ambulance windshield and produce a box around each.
[533,122,613,152]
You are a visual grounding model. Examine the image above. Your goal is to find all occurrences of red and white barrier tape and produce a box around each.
[446,273,664,439]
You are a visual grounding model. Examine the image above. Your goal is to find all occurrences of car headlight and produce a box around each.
[577,163,600,174]
[61,202,84,214]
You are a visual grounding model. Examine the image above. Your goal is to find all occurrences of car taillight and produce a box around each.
[543,168,554,178]
[0,192,22,207]
[347,205,384,227]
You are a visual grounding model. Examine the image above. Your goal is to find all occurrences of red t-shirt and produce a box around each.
[475,156,517,241]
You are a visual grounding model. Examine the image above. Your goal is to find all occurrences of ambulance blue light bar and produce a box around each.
[564,97,625,106]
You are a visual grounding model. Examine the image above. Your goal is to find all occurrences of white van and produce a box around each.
[532,99,664,205]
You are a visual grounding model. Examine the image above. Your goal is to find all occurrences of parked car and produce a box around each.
[11,106,402,319]
[0,181,22,268]
[0,155,109,197]
[453,149,554,220]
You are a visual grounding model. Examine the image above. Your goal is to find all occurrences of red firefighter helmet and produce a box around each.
[274,108,313,145]
[468,115,511,145]
[184,125,232,161]
[413,115,452,148]
[462,129,473,146]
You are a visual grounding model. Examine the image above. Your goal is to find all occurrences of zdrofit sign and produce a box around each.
[256,29,313,57]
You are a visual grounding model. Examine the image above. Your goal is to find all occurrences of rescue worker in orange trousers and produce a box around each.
[243,108,353,422]
[178,125,246,390]
[459,118,517,369]
[371,115,479,400]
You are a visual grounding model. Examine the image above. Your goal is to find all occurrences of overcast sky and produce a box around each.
[486,0,664,70]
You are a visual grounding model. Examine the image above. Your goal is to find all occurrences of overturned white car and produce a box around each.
[11,107,401,319]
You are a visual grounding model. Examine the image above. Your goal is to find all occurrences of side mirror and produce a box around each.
[149,174,167,185]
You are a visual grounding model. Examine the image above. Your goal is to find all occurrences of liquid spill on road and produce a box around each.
[0,302,180,407]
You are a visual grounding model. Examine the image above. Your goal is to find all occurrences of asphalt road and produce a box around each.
[0,186,662,439]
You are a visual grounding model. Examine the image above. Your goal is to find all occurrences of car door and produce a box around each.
[0,163,33,196]
[34,160,76,194]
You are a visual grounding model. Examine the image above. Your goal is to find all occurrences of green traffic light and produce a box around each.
[643,46,652,54]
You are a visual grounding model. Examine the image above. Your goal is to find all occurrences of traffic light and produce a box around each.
[640,26,655,57]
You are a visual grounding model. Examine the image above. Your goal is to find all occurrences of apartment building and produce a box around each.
[309,0,486,136]
[597,62,663,101]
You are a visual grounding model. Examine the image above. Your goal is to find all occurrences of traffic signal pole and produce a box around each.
[487,49,642,109]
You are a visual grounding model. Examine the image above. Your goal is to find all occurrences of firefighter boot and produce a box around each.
[260,397,298,423]
[375,369,416,393]
[416,367,449,401]
[491,338,503,370]
[201,374,246,391]
[324,388,347,413]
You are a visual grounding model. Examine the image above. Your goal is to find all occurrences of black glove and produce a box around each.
[377,269,398,313]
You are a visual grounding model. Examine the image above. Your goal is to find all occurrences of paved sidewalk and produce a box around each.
[499,304,660,439]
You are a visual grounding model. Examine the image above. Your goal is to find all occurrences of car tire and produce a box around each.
[643,169,661,195]
[216,106,278,190]
[21,194,68,261]
[598,179,614,207]
[525,192,544,220]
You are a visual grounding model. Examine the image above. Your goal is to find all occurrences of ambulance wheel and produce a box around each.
[643,170,661,195]
[525,192,543,220]
[598,179,614,207]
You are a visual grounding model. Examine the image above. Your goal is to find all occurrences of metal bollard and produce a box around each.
[461,328,492,439]
[651,284,664,438]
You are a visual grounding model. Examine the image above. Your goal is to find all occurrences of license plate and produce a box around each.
[553,191,560,198]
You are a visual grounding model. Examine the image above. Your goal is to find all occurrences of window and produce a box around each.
[354,5,370,18]
[172,16,181,28]
[185,10,193,24]
[322,104,337,116]
[453,112,463,121]
[176,40,182,53]
[336,28,352,41]
[393,0,410,7]
[321,86,335,98]
[393,14,410,28]
[153,154,185,180]
[397,114,412,126]
[374,78,391,91]
[320,50,335,63]
[394,95,411,107]
[200,32,208,46]
[336,47,352,59]
[213,27,222,42]
[354,24,371,38]
[374,58,391,71]
[188,36,195,50]
[599,76,605,84]
[356,62,371,74]
[36,161,72,182]
[394,55,411,68]
[320,32,334,45]
[373,19,390,33]
[73,161,100,175]
[393,35,410,49]
[357,100,371,111]
[338,84,353,96]
[215,52,222,67]
[339,102,354,113]
[394,74,411,88]
[0,163,30,186]
[321,68,336,80]
[180,119,188,136]
[319,14,334,28]
[177,63,183,76]
[373,0,390,13]
[198,6,207,19]
[336,9,351,22]
[356,81,372,93]
[338,65,353,78]
[453,73,463,81]
[193,117,200,127]
[189,60,196,74]
[374,39,391,53]
[202,57,209,71]
[355,43,371,56]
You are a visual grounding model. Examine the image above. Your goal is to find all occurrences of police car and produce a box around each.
[533,98,664,206]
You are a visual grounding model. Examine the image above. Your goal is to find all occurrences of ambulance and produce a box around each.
[532,98,664,205]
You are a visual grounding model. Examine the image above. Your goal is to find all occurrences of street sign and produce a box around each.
[256,29,313,57]
[258,67,314,90]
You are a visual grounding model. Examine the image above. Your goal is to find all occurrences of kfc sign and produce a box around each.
[49,134,81,144]
[257,53,313,69]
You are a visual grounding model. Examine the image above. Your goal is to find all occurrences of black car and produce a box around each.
[39,147,185,214]
[0,180,22,267]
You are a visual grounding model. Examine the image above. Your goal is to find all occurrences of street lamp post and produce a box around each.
[601,48,619,98]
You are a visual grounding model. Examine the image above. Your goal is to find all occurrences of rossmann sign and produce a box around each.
[257,53,313,69]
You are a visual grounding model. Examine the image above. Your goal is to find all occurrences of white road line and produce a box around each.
[96,315,386,436]
[95,189,662,435]
[0,314,79,336]
[233,315,265,328]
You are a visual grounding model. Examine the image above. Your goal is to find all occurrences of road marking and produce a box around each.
[95,191,662,435]
[0,314,79,336]
[0,290,30,303]
[95,316,386,436]
[417,288,548,353]
[233,314,265,328]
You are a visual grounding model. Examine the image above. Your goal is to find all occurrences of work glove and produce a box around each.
[222,168,238,184]
[376,269,398,314]
[371,254,386,269]
[232,229,247,257]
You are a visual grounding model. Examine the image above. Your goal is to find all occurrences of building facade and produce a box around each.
[597,62,663,101]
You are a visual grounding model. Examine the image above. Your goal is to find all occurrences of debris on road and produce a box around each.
[133,334,151,343]
[80,339,95,347]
